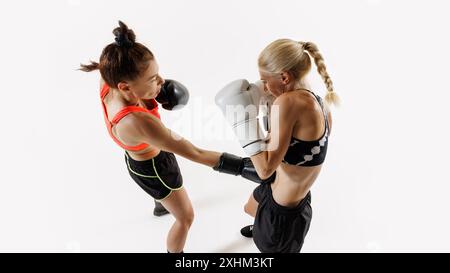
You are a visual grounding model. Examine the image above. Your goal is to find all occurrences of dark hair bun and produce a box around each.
[113,20,136,48]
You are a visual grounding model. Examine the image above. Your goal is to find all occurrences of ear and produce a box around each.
[117,82,130,92]
[280,72,292,85]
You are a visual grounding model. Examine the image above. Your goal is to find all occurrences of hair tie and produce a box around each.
[300,41,308,50]
[115,33,133,48]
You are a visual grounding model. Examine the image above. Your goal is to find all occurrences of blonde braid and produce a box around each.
[303,42,340,107]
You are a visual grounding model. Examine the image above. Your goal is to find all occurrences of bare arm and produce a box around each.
[121,113,221,168]
[250,96,297,179]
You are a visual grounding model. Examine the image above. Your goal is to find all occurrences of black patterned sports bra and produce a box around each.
[282,90,330,167]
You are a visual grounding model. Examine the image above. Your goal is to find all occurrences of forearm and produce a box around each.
[250,151,275,180]
[196,148,222,168]
[174,138,220,168]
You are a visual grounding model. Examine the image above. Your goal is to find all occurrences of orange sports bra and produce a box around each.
[100,83,161,151]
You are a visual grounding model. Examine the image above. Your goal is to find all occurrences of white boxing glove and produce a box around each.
[215,79,271,156]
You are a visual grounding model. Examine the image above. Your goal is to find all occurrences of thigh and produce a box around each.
[125,152,171,200]
[254,193,313,253]
[244,194,259,217]
[160,188,194,221]
[245,182,269,217]
[152,151,183,190]
[125,151,183,200]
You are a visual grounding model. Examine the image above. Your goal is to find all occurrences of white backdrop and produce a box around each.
[0,0,449,252]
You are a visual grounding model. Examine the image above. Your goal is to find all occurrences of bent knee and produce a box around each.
[244,203,255,217]
[178,209,194,227]
[185,211,194,226]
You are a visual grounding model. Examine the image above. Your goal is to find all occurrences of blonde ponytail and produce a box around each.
[303,42,340,107]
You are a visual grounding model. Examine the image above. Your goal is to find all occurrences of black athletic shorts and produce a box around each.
[252,181,312,253]
[124,151,183,201]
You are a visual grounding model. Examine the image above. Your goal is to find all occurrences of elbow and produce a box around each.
[251,153,277,180]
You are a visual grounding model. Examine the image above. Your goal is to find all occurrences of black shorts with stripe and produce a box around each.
[125,151,183,200]
[252,181,312,253]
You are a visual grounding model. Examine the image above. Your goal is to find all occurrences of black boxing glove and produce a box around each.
[213,153,276,184]
[156,79,190,110]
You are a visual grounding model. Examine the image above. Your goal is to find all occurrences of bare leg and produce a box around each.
[240,193,259,238]
[244,193,259,218]
[160,188,194,253]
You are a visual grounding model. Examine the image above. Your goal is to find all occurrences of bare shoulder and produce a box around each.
[114,112,158,142]
[273,92,290,104]
[273,92,299,108]
[274,91,309,113]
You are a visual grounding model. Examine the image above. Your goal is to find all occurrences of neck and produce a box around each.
[111,88,139,106]
[294,78,311,91]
